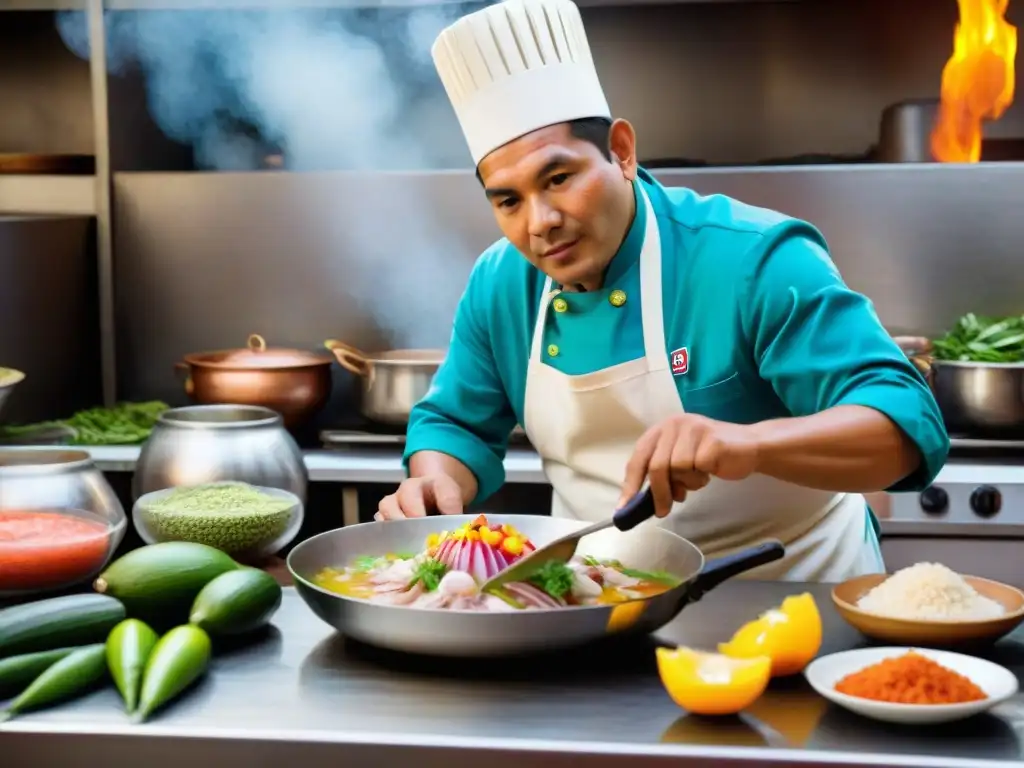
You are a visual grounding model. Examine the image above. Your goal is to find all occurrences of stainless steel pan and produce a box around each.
[287,514,784,657]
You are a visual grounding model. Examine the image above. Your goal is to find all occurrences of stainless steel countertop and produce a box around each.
[5,581,1024,768]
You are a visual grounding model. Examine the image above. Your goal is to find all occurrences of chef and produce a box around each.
[376,0,949,580]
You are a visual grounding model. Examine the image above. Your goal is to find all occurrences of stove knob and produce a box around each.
[919,486,949,514]
[970,485,1002,518]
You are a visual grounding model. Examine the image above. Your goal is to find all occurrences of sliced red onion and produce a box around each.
[504,582,565,608]
[435,538,457,566]
[435,538,510,582]
[493,548,511,570]
[478,541,503,579]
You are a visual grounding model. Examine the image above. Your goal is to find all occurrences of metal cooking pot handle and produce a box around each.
[681,539,785,606]
[891,335,934,379]
[324,339,374,381]
[173,362,195,397]
[247,334,268,352]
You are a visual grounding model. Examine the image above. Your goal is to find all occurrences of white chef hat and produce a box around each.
[431,0,611,166]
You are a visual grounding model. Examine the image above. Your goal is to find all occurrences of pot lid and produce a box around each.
[184,334,333,369]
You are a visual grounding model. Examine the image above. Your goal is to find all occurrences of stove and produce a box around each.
[886,437,1024,527]
[883,436,1024,586]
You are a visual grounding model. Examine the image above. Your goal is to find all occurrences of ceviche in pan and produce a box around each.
[311,514,683,611]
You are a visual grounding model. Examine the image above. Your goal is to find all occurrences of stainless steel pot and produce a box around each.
[894,336,1024,436]
[133,404,308,502]
[287,514,784,657]
[324,340,444,425]
[177,334,334,428]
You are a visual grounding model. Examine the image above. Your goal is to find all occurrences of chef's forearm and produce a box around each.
[408,450,479,504]
[749,405,922,492]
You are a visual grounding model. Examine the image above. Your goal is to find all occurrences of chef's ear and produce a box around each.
[608,119,638,181]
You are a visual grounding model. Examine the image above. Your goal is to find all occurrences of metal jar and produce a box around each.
[133,404,308,502]
[894,336,1024,436]
[324,340,444,425]
[177,334,334,428]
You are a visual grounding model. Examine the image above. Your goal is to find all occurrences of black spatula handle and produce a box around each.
[612,486,656,531]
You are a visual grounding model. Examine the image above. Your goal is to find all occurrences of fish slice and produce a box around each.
[480,485,656,594]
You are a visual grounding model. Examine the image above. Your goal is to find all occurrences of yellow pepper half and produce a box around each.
[656,647,771,716]
[718,592,822,677]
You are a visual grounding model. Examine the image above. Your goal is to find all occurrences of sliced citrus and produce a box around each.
[655,646,772,716]
[718,592,822,677]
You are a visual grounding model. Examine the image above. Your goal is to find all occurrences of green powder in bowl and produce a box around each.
[133,481,302,559]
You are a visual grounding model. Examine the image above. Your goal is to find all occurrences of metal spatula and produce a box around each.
[480,485,656,594]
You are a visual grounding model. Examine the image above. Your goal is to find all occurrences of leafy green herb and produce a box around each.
[931,313,1024,364]
[0,401,168,445]
[352,555,381,572]
[392,552,416,560]
[409,558,448,591]
[527,561,576,599]
[618,567,682,586]
[580,556,681,586]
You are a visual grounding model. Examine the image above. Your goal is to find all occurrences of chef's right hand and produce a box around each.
[375,474,465,520]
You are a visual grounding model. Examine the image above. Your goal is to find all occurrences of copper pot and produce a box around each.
[177,334,333,427]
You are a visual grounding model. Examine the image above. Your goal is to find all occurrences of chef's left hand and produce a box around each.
[618,414,761,518]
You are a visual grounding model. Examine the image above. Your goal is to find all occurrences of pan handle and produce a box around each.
[612,486,656,531]
[891,335,934,379]
[324,339,373,379]
[683,539,785,604]
[174,362,195,397]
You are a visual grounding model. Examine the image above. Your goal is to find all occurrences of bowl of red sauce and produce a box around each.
[0,449,127,597]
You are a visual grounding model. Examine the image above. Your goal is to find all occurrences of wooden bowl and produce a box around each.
[832,574,1024,647]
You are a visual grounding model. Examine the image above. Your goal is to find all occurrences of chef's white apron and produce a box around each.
[521,186,884,582]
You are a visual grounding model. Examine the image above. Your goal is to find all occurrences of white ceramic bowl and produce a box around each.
[804,646,1018,725]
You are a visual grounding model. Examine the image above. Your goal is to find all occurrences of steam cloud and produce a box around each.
[54,6,489,349]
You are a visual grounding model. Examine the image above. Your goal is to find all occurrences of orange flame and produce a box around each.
[930,0,1017,163]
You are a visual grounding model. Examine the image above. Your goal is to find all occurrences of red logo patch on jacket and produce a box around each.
[670,347,689,376]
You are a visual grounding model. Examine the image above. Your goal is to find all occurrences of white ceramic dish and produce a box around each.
[804,646,1018,725]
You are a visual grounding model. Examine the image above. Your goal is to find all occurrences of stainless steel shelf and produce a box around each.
[0,176,97,216]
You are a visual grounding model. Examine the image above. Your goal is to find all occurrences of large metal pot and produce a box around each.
[288,514,784,657]
[177,334,333,428]
[133,404,308,502]
[894,336,1024,436]
[324,340,444,425]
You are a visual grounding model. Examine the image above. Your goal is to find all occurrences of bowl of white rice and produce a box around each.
[832,562,1024,646]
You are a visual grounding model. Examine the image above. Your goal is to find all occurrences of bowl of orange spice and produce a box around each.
[804,647,1018,724]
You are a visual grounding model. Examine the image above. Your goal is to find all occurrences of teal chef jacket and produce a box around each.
[404,167,950,520]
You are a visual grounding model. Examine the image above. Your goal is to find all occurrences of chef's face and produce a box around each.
[477,119,638,289]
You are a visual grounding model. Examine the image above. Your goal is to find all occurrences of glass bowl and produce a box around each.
[0,449,127,597]
[133,481,304,562]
